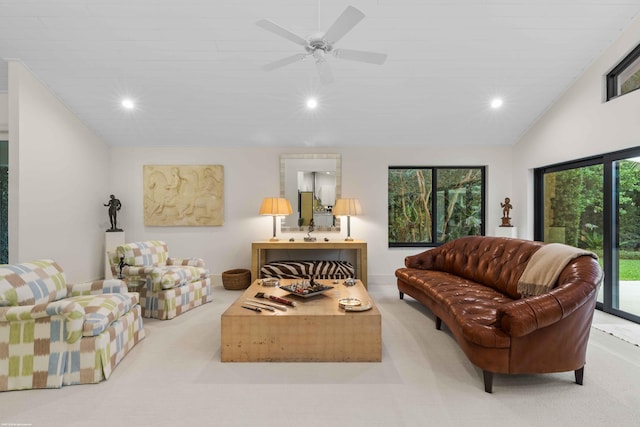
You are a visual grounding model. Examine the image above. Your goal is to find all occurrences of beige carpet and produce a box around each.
[1,283,640,427]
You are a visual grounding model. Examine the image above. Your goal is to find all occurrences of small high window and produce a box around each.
[607,43,640,101]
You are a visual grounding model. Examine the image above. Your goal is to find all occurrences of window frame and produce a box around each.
[606,43,640,101]
[388,165,486,248]
[534,146,640,325]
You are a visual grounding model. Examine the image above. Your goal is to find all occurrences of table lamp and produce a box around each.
[260,197,292,241]
[332,198,362,241]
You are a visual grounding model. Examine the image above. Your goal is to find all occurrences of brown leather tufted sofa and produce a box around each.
[395,236,603,393]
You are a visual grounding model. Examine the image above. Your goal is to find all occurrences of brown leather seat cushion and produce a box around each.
[398,268,512,348]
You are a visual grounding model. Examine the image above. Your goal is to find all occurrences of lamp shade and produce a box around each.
[260,197,292,216]
[332,198,362,216]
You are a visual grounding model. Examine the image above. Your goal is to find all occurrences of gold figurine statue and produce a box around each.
[500,197,513,227]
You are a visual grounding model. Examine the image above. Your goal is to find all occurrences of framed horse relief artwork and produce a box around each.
[143,165,224,226]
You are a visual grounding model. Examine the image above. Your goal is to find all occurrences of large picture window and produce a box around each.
[388,166,485,247]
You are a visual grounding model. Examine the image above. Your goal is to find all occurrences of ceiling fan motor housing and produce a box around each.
[306,37,332,54]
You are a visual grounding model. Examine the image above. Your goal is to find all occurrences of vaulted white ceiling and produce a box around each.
[1,1,639,148]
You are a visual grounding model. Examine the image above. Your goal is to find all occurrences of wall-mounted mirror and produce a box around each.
[280,154,341,232]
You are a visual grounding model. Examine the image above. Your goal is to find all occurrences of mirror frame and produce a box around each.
[279,153,342,232]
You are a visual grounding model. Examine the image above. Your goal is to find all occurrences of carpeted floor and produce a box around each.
[592,311,640,347]
[1,282,640,427]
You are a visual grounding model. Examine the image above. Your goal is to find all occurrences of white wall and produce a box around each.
[513,14,640,238]
[7,62,110,282]
[110,145,513,286]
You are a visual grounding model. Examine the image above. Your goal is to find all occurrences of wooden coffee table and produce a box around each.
[221,279,381,362]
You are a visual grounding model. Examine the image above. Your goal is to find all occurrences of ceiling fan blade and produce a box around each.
[262,53,308,71]
[313,50,334,84]
[256,19,307,47]
[322,6,365,45]
[333,48,388,65]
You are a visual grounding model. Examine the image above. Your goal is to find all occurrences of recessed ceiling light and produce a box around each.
[121,98,135,110]
[306,97,318,110]
[490,98,503,109]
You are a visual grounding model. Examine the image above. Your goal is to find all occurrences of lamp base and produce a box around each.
[269,216,279,242]
[343,216,354,242]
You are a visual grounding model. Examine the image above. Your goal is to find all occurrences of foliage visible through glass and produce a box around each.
[615,160,640,253]
[388,167,484,246]
[614,159,640,315]
[435,169,483,243]
[541,161,640,310]
[388,168,433,244]
[543,164,603,249]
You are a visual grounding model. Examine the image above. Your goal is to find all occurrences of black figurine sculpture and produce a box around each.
[104,194,123,232]
[117,256,130,279]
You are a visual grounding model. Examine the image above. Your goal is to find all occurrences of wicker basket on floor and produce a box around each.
[222,269,251,290]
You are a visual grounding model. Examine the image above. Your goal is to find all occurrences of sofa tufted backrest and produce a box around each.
[406,236,545,299]
[0,259,67,306]
[116,240,169,267]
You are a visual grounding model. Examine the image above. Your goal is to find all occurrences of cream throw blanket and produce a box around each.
[517,243,597,298]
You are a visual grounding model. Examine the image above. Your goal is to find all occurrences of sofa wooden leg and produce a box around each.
[435,316,442,330]
[575,367,584,385]
[483,371,494,393]
[399,291,404,300]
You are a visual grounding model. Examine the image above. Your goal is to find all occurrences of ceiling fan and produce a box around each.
[256,5,387,84]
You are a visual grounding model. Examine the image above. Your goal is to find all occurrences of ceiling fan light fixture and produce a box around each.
[312,49,325,62]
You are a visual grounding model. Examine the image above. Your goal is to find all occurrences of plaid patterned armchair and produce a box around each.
[109,240,212,320]
[0,259,144,391]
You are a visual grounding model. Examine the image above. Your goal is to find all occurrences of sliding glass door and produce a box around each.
[541,164,603,248]
[610,156,640,318]
[535,147,640,324]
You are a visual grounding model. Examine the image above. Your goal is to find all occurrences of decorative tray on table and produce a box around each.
[279,281,334,298]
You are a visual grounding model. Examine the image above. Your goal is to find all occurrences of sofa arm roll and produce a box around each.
[167,257,206,268]
[67,279,129,296]
[404,249,437,269]
[0,300,85,344]
[497,295,564,337]
[497,279,598,337]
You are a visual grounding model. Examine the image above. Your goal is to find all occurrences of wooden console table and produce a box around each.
[251,240,368,287]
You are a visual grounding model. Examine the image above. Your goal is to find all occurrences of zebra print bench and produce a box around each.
[260,260,355,280]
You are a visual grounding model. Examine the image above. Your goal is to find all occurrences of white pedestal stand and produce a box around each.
[495,226,517,238]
